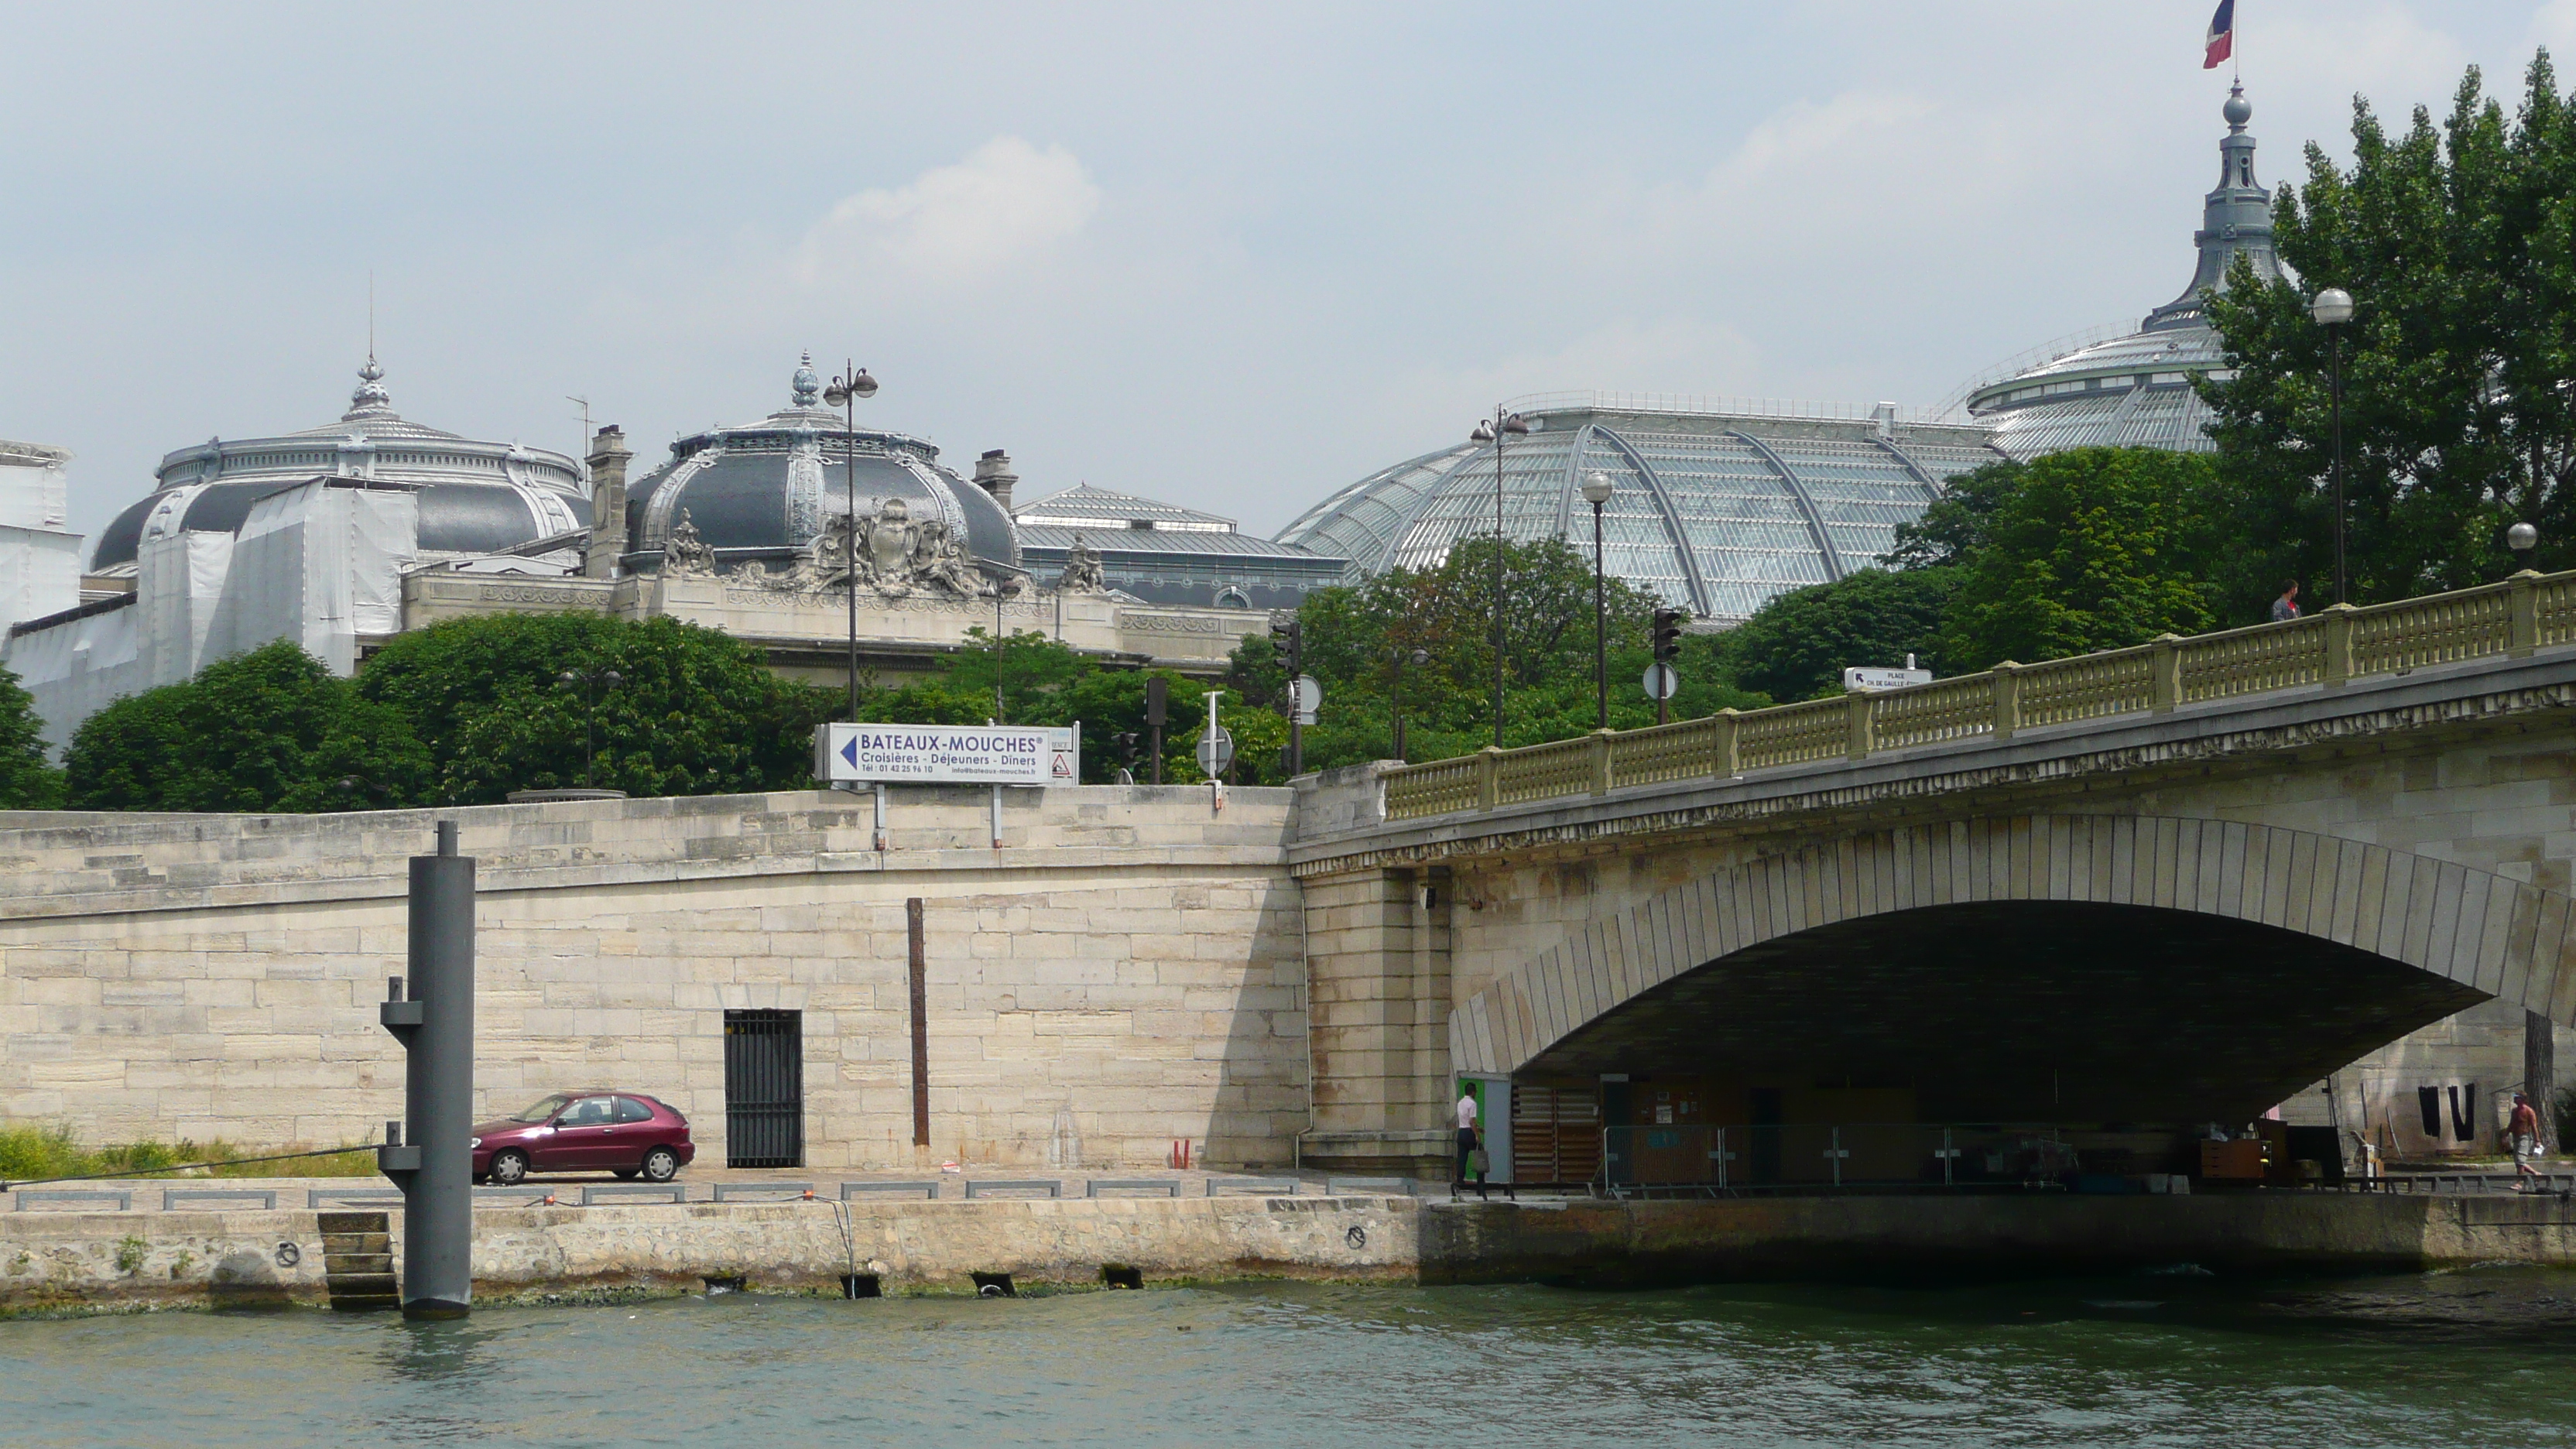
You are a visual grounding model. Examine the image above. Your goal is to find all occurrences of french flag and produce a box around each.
[2204,0,2235,70]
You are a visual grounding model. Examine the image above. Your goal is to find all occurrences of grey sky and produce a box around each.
[5,2,2569,545]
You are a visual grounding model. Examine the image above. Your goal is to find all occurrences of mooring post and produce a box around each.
[379,820,475,1320]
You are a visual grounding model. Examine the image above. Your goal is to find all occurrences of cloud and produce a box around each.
[794,137,1101,287]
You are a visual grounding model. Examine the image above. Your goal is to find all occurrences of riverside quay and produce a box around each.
[9,571,2576,1231]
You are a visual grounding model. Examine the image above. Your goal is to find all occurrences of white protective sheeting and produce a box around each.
[4,597,142,751]
[216,479,418,676]
[0,525,82,636]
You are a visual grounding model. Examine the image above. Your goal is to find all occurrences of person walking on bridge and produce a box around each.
[2510,1092,2544,1190]
[2270,580,2302,622]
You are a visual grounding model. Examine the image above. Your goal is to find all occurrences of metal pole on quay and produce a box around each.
[378,820,476,1320]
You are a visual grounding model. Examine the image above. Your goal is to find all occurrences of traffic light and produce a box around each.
[1276,618,1303,683]
[1651,608,1685,663]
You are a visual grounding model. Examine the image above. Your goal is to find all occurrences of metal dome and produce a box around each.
[1275,394,2006,622]
[1960,85,2283,458]
[90,361,587,569]
[622,357,1020,579]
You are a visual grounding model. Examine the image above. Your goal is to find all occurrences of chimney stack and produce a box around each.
[974,449,1018,514]
[583,425,632,579]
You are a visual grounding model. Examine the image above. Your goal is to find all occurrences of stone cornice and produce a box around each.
[1291,652,2576,879]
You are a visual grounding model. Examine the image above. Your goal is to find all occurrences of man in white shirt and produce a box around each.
[1454,1088,1481,1189]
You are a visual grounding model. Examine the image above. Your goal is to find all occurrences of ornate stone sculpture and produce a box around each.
[663,509,718,577]
[746,495,1012,599]
[1060,532,1107,593]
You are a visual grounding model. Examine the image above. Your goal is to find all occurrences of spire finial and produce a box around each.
[2223,82,2251,133]
[348,356,391,416]
[791,351,821,409]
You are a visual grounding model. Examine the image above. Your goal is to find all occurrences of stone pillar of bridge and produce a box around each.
[1298,865,1454,1176]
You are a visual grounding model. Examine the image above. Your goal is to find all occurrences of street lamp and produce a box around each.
[2311,287,2354,605]
[556,668,624,790]
[821,361,880,722]
[1389,645,1429,762]
[2509,521,2540,574]
[1470,408,1531,748]
[1581,471,1615,728]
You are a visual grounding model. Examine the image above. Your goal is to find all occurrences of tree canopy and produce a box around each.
[355,613,834,804]
[0,663,63,809]
[63,641,430,812]
[2202,51,2576,611]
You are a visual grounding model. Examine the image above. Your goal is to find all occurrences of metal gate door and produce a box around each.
[722,1009,803,1168]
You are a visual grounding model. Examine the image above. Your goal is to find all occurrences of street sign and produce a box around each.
[1195,726,1235,778]
[1642,663,1679,701]
[1842,666,1934,692]
[814,723,1056,785]
[1290,675,1321,726]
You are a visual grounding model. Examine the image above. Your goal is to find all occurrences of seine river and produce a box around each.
[6,1271,2574,1447]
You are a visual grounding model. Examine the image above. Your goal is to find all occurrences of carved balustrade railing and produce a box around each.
[1379,570,2574,822]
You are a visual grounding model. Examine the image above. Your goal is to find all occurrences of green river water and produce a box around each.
[5,1269,2574,1447]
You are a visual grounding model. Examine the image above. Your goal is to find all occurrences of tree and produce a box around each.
[1716,569,1959,703]
[64,641,429,812]
[355,614,834,804]
[1935,447,2226,671]
[1225,535,1765,772]
[0,662,63,809]
[1882,459,2023,571]
[2203,52,2576,612]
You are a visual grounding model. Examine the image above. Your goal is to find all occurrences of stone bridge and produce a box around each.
[1290,575,2576,1173]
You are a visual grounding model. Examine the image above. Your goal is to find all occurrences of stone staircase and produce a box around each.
[317,1211,399,1312]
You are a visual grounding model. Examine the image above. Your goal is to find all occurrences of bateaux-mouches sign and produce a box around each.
[814,723,1074,785]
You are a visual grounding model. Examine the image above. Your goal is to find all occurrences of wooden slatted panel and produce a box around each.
[1512,1084,1601,1185]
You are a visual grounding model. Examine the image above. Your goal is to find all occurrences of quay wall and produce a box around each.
[8,1193,2576,1315]
[0,1195,1418,1313]
[1420,1193,2576,1283]
[0,788,1307,1170]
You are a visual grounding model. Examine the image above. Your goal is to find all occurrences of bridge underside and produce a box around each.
[1525,902,2490,1123]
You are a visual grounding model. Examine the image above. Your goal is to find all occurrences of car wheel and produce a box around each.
[488,1149,530,1186]
[612,1168,639,1181]
[641,1147,680,1183]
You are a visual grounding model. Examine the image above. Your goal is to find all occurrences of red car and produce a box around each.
[471,1091,695,1185]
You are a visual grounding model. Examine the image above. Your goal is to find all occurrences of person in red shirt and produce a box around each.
[2509,1092,2544,1190]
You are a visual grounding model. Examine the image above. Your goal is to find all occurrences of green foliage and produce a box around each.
[2202,51,2576,612]
[1883,460,2022,572]
[1935,447,2226,671]
[854,628,1208,784]
[0,1122,375,1181]
[64,641,430,812]
[1717,569,1959,703]
[357,613,836,804]
[0,663,63,809]
[1225,535,1767,772]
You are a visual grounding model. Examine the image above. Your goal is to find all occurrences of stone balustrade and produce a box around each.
[1386,569,2576,822]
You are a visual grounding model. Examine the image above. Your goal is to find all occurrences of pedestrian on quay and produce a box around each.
[2270,580,2301,622]
[1454,1088,1481,1192]
[2509,1092,2544,1190]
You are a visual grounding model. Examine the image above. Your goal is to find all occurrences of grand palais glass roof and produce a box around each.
[1275,395,2006,622]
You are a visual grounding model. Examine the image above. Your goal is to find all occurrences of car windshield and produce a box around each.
[508,1093,574,1123]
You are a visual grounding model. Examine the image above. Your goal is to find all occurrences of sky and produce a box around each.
[5,1,2573,545]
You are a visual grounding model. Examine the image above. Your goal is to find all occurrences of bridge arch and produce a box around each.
[1450,816,2576,1119]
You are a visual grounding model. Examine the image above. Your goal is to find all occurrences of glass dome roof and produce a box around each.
[1958,86,2282,459]
[1276,394,2006,622]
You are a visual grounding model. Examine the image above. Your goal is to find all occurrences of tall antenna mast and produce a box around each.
[567,396,591,482]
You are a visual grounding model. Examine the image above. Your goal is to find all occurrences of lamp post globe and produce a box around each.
[2509,522,2540,561]
[2311,289,2355,605]
[1580,471,1614,727]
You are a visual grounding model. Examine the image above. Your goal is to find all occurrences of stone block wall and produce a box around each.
[0,787,1307,1170]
